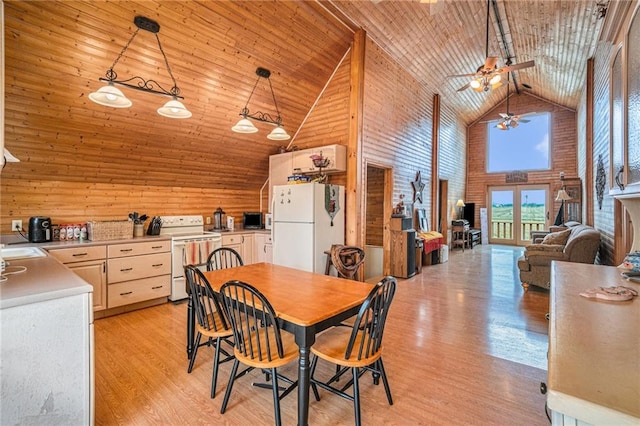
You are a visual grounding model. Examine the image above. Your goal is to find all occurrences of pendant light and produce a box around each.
[89,16,191,119]
[232,67,290,140]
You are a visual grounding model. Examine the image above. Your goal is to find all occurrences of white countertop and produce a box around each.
[548,261,640,423]
[0,255,92,310]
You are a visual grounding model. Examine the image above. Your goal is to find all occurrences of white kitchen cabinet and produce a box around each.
[222,233,254,265]
[268,144,347,210]
[254,233,273,263]
[292,144,346,174]
[269,151,293,210]
[106,241,171,308]
[48,245,107,311]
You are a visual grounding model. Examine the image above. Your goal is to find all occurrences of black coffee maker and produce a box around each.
[28,216,52,243]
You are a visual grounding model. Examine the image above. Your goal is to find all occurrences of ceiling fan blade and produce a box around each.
[456,82,471,92]
[499,112,509,118]
[501,60,536,73]
[447,72,478,78]
[484,56,499,70]
[518,118,531,123]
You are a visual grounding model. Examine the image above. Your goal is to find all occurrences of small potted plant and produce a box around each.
[129,212,148,237]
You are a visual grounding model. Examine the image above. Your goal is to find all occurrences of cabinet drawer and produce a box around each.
[48,245,106,263]
[222,234,246,246]
[108,275,170,308]
[108,240,170,258]
[107,252,171,283]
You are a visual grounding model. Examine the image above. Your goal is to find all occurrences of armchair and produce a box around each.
[518,224,600,291]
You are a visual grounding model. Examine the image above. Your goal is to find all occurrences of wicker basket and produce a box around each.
[87,220,133,241]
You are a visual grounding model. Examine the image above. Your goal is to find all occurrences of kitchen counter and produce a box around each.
[206,227,270,235]
[548,262,640,424]
[0,255,92,310]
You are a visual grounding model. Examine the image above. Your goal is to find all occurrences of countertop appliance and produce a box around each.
[28,216,52,243]
[272,183,344,273]
[159,215,222,301]
[243,212,263,229]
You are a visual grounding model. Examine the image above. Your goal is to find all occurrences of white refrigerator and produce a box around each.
[272,183,345,273]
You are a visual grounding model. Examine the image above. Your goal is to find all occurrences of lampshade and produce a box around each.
[157,99,192,119]
[88,84,132,108]
[496,122,507,130]
[232,118,259,133]
[555,189,572,201]
[456,199,466,207]
[470,79,481,89]
[267,126,291,141]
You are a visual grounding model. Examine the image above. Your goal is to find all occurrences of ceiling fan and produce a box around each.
[494,73,535,130]
[449,0,534,92]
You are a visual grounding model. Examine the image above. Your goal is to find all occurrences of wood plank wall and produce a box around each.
[590,42,619,265]
[466,93,578,230]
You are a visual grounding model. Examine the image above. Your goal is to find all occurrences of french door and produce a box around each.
[488,185,549,246]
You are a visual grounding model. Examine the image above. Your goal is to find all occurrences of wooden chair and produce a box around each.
[328,244,366,281]
[218,280,298,426]
[186,248,243,375]
[207,247,244,271]
[184,265,234,399]
[309,276,397,426]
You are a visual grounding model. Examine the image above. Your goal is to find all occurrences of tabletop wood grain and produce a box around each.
[203,263,374,326]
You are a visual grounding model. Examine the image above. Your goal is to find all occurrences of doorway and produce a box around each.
[488,185,549,246]
[364,163,393,277]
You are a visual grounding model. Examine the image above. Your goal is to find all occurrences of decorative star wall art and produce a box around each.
[412,171,425,203]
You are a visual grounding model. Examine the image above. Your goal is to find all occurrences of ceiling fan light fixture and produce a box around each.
[470,79,482,89]
[489,74,501,85]
[496,122,507,130]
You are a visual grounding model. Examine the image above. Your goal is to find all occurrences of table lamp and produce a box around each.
[456,199,465,220]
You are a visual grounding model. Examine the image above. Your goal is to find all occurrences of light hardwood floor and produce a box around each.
[94,244,550,425]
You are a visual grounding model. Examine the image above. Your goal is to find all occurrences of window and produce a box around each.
[486,112,551,173]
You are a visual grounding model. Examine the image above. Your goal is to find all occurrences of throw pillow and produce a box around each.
[541,228,572,245]
[564,221,581,227]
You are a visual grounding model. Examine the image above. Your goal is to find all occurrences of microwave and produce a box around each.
[243,212,263,229]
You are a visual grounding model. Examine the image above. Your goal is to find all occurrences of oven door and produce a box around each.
[170,236,222,301]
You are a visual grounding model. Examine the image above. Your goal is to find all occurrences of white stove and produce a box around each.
[159,215,222,301]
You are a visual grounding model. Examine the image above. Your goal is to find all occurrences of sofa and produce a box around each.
[517,224,601,290]
[529,221,581,244]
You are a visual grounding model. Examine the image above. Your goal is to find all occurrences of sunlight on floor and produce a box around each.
[487,245,548,370]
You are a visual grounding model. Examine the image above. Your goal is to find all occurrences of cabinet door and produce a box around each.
[68,259,107,311]
[254,234,273,263]
[241,234,254,265]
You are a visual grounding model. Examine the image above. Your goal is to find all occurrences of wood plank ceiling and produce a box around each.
[3,0,606,191]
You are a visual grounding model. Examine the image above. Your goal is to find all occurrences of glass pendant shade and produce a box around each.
[496,122,507,130]
[88,84,132,108]
[267,126,291,141]
[157,99,192,119]
[470,79,481,89]
[232,118,259,133]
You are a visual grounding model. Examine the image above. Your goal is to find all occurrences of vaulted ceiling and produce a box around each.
[2,0,611,190]
[329,0,606,124]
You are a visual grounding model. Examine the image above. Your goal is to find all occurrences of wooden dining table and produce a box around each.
[201,262,374,426]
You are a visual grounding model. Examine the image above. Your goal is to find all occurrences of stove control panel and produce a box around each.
[159,215,204,227]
